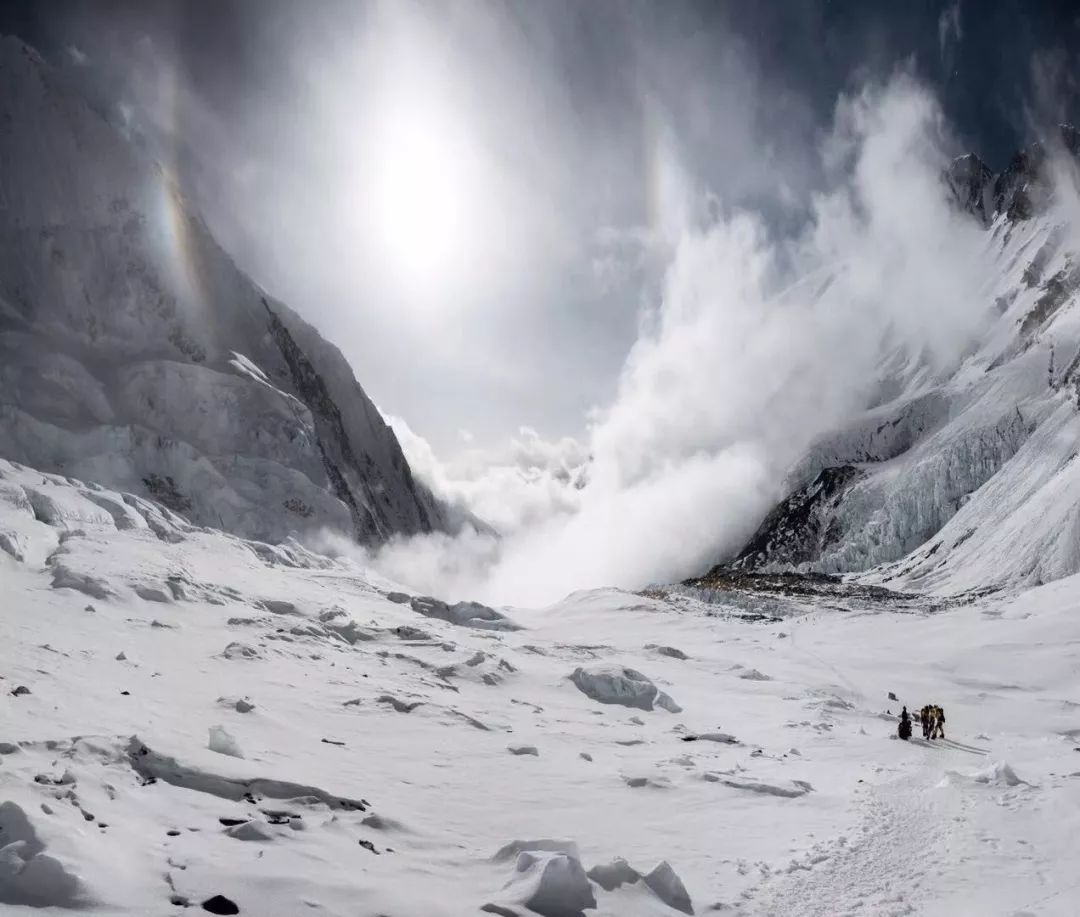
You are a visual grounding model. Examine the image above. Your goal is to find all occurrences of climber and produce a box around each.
[931,705,946,740]
[919,705,931,739]
[897,706,912,741]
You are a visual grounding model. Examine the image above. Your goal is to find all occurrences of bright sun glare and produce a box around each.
[366,100,482,302]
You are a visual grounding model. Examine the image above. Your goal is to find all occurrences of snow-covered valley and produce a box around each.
[5,12,1080,917]
[4,458,1080,916]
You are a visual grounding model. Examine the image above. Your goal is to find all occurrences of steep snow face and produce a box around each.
[725,130,1080,594]
[3,457,1080,915]
[0,37,450,545]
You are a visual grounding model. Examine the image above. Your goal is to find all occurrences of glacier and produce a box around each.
[705,124,1080,598]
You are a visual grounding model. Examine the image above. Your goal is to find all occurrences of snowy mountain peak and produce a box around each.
[706,128,1080,596]
[945,152,994,226]
[0,36,455,546]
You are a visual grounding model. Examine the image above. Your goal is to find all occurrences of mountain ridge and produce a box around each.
[0,34,458,546]
[700,125,1080,594]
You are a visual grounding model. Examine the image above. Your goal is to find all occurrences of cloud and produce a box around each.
[388,416,588,535]
[938,2,963,64]
[371,72,990,606]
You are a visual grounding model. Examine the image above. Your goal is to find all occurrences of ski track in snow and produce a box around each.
[4,459,1080,915]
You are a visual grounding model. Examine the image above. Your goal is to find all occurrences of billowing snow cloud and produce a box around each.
[366,73,990,606]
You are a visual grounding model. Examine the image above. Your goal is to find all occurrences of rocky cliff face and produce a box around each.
[0,36,454,545]
[704,124,1080,595]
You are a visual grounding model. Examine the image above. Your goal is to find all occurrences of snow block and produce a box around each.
[586,857,641,891]
[502,851,597,917]
[569,665,680,712]
[493,839,581,863]
[208,725,244,759]
[0,802,85,908]
[410,596,521,631]
[644,861,694,915]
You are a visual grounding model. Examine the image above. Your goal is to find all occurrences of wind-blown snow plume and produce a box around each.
[367,74,991,606]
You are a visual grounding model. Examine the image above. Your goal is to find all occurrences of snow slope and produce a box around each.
[721,126,1080,596]
[0,36,452,546]
[3,457,1080,916]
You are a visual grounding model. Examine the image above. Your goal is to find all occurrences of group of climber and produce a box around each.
[896,704,945,741]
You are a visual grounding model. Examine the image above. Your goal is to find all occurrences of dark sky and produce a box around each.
[5,0,1079,170]
[3,0,1080,453]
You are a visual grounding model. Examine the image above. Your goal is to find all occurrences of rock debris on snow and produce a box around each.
[223,820,274,842]
[643,860,694,915]
[645,644,690,660]
[507,745,539,756]
[496,850,597,917]
[586,857,642,891]
[409,596,521,631]
[201,894,241,914]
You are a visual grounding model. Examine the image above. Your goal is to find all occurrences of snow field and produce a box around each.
[3,460,1080,915]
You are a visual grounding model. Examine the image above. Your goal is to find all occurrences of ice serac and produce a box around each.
[705,123,1080,595]
[0,36,453,545]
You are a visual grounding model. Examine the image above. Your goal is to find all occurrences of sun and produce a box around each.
[365,99,482,302]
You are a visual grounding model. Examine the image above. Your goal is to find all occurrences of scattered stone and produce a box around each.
[0,742,19,755]
[644,861,694,915]
[579,753,592,762]
[218,818,247,827]
[376,695,423,714]
[587,857,642,891]
[234,699,255,714]
[738,669,772,682]
[361,813,404,831]
[224,821,273,842]
[221,642,259,661]
[681,732,739,745]
[120,691,130,696]
[410,595,520,631]
[84,605,95,613]
[503,851,596,917]
[167,830,181,837]
[321,738,346,747]
[508,745,539,757]
[386,591,411,604]
[201,895,240,915]
[888,692,898,701]
[646,644,689,660]
[259,600,299,616]
[10,685,30,697]
[358,838,380,854]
